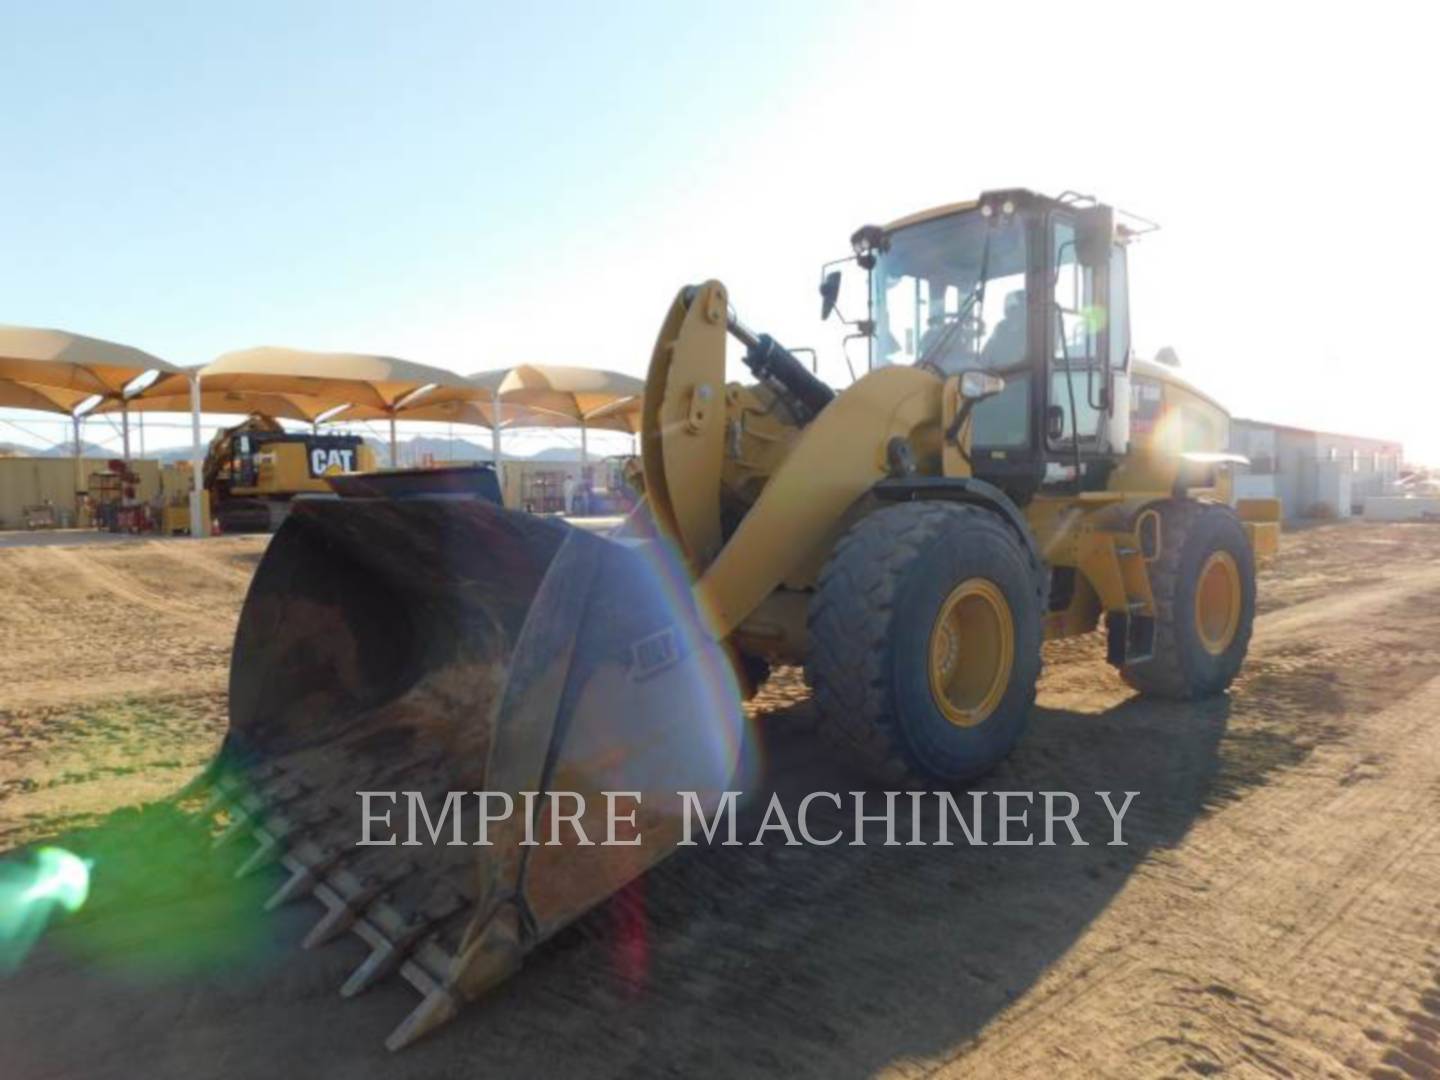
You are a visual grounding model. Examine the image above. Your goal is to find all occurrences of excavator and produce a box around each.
[203,413,375,532]
[196,189,1280,1049]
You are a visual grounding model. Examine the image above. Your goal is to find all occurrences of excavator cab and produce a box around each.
[843,189,1131,501]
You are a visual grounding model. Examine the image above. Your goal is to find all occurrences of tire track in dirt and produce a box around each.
[921,581,1440,1078]
[4,526,1440,1079]
[41,545,224,629]
[478,564,1440,1080]
[0,537,261,847]
[1372,954,1440,1079]
[159,537,266,589]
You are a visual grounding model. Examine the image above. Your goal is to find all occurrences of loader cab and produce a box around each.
[857,189,1132,501]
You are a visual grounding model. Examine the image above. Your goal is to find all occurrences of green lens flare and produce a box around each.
[0,845,92,972]
[22,847,92,912]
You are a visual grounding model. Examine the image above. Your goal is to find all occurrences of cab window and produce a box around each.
[870,209,1032,449]
[1049,220,1103,443]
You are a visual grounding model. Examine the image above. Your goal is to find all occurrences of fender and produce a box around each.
[871,476,1050,604]
[692,365,943,640]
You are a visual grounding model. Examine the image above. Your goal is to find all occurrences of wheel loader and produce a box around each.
[195,188,1280,1049]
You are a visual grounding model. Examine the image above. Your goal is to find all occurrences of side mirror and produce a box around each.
[820,270,842,321]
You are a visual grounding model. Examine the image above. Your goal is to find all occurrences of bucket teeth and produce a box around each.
[265,858,317,911]
[341,939,404,998]
[198,786,230,817]
[384,988,460,1054]
[340,919,430,999]
[339,887,468,999]
[303,879,386,949]
[233,828,280,879]
[212,807,254,848]
[263,849,340,911]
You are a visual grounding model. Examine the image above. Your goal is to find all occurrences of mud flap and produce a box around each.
[199,497,744,1050]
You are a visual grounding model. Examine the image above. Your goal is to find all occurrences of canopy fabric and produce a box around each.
[470,364,644,424]
[94,387,345,424]
[338,396,497,428]
[576,393,641,434]
[501,399,640,434]
[349,395,638,433]
[172,346,481,413]
[0,379,94,415]
[0,324,180,398]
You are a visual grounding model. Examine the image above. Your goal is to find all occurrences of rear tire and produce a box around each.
[1121,501,1255,699]
[806,502,1043,786]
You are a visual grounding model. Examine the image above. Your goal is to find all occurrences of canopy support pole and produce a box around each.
[189,373,206,538]
[121,401,131,464]
[73,414,84,522]
[389,412,399,468]
[491,390,505,503]
[579,423,589,477]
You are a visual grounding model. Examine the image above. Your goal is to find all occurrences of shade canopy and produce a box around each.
[339,396,497,428]
[471,364,644,426]
[0,324,180,402]
[351,395,639,433]
[94,386,347,424]
[0,379,94,415]
[144,346,482,415]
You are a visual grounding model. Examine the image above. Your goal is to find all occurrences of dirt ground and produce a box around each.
[2,522,1440,1079]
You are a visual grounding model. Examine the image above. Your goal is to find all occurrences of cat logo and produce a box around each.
[309,447,357,476]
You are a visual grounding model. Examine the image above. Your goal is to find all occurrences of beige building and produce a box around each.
[1229,420,1403,519]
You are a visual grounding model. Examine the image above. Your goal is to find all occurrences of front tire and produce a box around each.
[806,502,1043,786]
[1121,501,1256,698]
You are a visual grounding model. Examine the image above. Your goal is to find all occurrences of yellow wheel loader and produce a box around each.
[196,188,1279,1049]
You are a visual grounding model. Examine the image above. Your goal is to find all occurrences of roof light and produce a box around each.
[72,394,104,417]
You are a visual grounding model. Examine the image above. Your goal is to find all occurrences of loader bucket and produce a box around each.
[198,496,744,1050]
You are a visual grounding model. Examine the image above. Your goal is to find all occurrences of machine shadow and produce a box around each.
[2,678,1251,1080]
[422,678,1242,1079]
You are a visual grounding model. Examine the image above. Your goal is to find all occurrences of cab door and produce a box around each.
[1048,213,1100,457]
[1045,209,1127,467]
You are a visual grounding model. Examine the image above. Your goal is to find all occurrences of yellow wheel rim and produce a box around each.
[1194,550,1242,655]
[927,578,1015,728]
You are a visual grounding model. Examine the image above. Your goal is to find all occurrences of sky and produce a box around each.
[1,0,1437,462]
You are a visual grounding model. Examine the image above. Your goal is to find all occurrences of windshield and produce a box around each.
[871,209,1031,447]
[871,210,1028,375]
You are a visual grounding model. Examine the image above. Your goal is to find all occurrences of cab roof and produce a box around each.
[880,199,981,234]
[880,189,1057,235]
[879,189,1133,237]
